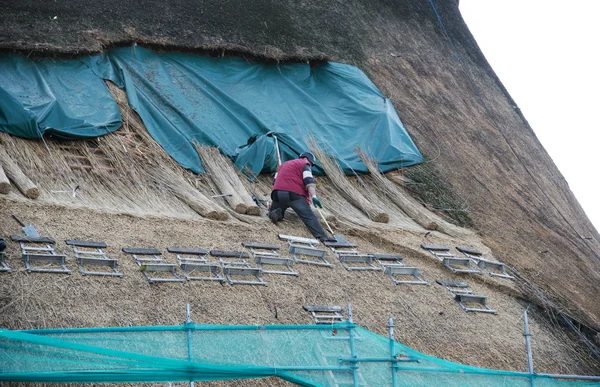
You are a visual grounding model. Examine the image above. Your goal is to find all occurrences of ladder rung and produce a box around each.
[140,264,177,272]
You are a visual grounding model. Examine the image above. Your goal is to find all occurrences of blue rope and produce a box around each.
[428,0,462,64]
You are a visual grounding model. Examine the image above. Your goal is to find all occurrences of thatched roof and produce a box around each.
[1,0,600,380]
[0,0,467,63]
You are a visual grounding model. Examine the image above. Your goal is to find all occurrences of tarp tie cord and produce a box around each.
[427,0,600,358]
[38,130,61,174]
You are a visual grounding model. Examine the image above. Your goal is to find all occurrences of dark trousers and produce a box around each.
[270,190,327,240]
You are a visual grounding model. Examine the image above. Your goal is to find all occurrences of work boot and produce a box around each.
[0,238,6,252]
[268,208,282,224]
[319,236,338,244]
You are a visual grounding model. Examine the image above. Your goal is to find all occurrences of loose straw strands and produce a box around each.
[308,138,389,223]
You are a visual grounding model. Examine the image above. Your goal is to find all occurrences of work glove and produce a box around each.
[312,196,323,209]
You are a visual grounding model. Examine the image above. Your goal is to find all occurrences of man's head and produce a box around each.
[299,151,316,166]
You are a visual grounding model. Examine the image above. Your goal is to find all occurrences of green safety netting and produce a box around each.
[0,322,596,386]
[0,47,423,176]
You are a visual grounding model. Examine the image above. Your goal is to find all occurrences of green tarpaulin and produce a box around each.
[0,47,423,175]
[0,54,122,139]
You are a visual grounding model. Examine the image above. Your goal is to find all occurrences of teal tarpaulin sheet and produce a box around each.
[0,47,423,175]
[0,54,122,139]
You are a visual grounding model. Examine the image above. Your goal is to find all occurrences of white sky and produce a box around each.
[459,1,600,232]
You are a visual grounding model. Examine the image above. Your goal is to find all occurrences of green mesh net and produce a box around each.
[0,322,597,386]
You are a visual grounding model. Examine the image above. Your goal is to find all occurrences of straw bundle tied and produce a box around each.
[0,160,10,194]
[355,147,438,230]
[355,148,474,238]
[0,146,39,198]
[146,166,228,220]
[308,138,389,223]
[195,145,260,216]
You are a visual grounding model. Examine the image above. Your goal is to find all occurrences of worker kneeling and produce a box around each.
[269,152,336,243]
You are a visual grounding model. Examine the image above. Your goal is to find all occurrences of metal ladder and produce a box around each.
[0,251,10,272]
[436,279,473,295]
[421,244,480,274]
[373,254,428,285]
[11,235,70,274]
[456,246,514,280]
[455,293,497,314]
[210,250,266,286]
[168,247,224,283]
[122,247,184,283]
[242,242,297,276]
[436,280,496,314]
[279,234,332,267]
[304,305,345,324]
[324,236,380,271]
[66,240,122,277]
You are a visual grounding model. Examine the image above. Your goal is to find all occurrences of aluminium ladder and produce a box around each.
[279,234,332,268]
[210,249,266,286]
[122,247,184,283]
[421,244,480,274]
[66,240,122,277]
[167,247,224,283]
[0,250,9,272]
[373,254,428,285]
[456,246,514,280]
[303,305,344,324]
[242,242,297,276]
[323,235,379,271]
[11,235,70,274]
[436,280,496,314]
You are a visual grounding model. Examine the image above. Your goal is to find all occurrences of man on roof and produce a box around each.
[268,152,336,243]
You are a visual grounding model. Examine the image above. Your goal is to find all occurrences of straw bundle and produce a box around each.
[195,145,260,216]
[0,161,10,194]
[146,166,228,220]
[0,146,39,198]
[356,148,438,230]
[308,140,389,223]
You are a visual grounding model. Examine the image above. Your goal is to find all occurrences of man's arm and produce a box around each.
[303,164,318,204]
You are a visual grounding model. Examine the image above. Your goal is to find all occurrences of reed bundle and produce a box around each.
[0,160,10,194]
[308,139,389,223]
[355,148,438,230]
[146,166,228,220]
[0,146,39,198]
[195,145,260,216]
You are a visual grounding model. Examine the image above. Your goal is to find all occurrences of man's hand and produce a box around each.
[312,196,323,209]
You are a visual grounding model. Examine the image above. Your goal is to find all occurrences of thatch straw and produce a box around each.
[0,146,39,198]
[0,161,10,194]
[195,145,260,216]
[146,166,228,220]
[308,139,389,223]
[356,147,438,230]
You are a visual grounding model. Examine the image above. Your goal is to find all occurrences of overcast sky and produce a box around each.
[459,1,600,232]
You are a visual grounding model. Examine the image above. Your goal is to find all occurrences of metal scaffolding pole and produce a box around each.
[389,318,398,387]
[523,310,535,387]
[347,303,360,387]
[186,304,194,387]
